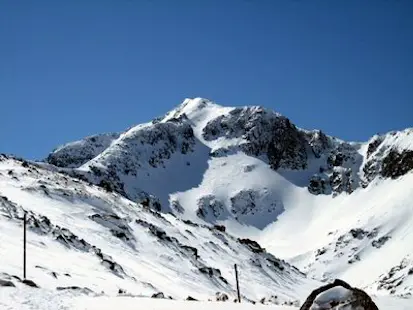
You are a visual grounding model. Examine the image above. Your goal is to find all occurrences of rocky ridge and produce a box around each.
[45,99,413,208]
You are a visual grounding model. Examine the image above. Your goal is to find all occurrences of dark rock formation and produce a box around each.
[198,267,228,284]
[56,286,95,295]
[0,279,15,287]
[151,292,165,299]
[300,279,378,310]
[213,225,226,232]
[203,107,308,170]
[376,257,413,295]
[238,238,264,253]
[215,292,229,301]
[381,149,413,179]
[136,191,162,212]
[22,279,39,288]
[366,136,383,158]
[45,133,120,168]
[196,195,226,220]
[308,175,328,195]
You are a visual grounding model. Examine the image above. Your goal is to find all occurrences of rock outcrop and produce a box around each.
[46,133,120,168]
[300,279,378,310]
[203,107,309,170]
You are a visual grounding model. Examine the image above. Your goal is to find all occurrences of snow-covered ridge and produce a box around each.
[33,97,413,300]
[46,132,121,168]
[361,128,413,186]
[0,155,317,303]
[44,99,413,207]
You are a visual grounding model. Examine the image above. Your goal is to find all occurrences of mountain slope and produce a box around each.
[39,97,413,298]
[46,132,120,168]
[0,155,317,303]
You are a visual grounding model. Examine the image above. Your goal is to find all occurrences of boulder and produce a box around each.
[300,279,378,310]
[151,292,165,299]
[0,279,15,287]
[215,292,229,302]
[22,279,39,288]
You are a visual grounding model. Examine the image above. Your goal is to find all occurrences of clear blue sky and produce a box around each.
[1,0,412,160]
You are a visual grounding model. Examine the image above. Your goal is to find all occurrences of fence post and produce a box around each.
[234,263,241,303]
[23,212,27,279]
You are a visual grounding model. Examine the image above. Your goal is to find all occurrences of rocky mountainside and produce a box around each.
[46,132,120,168]
[4,97,413,303]
[45,98,413,213]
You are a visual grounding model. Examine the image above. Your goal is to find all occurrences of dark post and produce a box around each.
[234,263,241,303]
[23,212,27,279]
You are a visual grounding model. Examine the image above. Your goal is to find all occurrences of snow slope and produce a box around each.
[40,98,413,300]
[1,289,411,310]
[0,155,317,305]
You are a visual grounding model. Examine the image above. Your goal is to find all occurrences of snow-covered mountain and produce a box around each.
[0,154,316,305]
[46,132,120,168]
[2,98,413,308]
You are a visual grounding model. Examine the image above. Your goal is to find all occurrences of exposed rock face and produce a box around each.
[329,168,354,196]
[196,195,226,221]
[136,191,162,212]
[307,141,362,196]
[151,292,165,299]
[362,130,413,187]
[69,116,198,207]
[230,189,279,219]
[0,279,15,287]
[89,213,135,245]
[238,238,265,253]
[43,99,412,208]
[215,292,229,301]
[308,175,329,195]
[381,149,413,179]
[46,133,120,168]
[203,107,308,170]
[300,279,379,310]
[375,257,413,297]
[366,136,384,159]
[306,130,332,158]
[230,190,259,216]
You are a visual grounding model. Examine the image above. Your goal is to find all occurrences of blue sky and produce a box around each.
[1,0,412,160]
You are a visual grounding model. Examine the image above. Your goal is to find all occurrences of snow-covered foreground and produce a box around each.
[0,156,316,305]
[0,288,412,310]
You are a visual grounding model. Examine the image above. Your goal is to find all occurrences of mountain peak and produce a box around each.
[3,98,413,306]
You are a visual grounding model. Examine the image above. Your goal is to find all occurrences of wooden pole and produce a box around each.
[23,212,27,280]
[234,264,241,303]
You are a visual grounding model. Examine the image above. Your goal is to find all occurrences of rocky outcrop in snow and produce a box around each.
[300,279,378,310]
[44,99,413,206]
[196,195,227,222]
[307,141,362,196]
[203,106,309,170]
[362,129,413,187]
[374,257,413,298]
[46,133,120,168]
[73,115,199,208]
